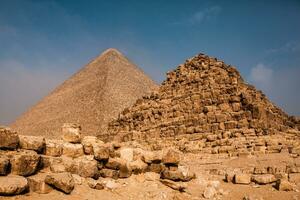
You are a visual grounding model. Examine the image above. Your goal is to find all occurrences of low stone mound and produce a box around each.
[107,53,300,154]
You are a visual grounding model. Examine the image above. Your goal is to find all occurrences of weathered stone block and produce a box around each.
[99,168,119,179]
[162,148,181,165]
[27,173,53,194]
[11,150,40,176]
[251,174,277,184]
[234,174,251,184]
[93,144,110,161]
[45,172,75,194]
[161,165,195,182]
[81,136,100,154]
[19,135,45,153]
[45,139,63,157]
[0,175,28,195]
[129,159,148,174]
[62,123,81,143]
[0,127,19,150]
[62,143,84,158]
[0,155,10,175]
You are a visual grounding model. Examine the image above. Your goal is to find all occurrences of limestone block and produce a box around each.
[276,179,294,191]
[142,150,162,164]
[0,127,19,150]
[45,172,75,194]
[161,165,195,182]
[106,157,126,170]
[160,179,186,192]
[99,169,119,179]
[119,147,134,162]
[234,174,251,184]
[27,173,53,194]
[81,136,102,154]
[162,148,181,165]
[62,143,84,158]
[19,135,45,153]
[289,173,300,184]
[62,123,81,143]
[251,174,277,184]
[0,155,10,175]
[0,175,28,195]
[129,159,148,174]
[93,144,110,161]
[45,139,63,157]
[10,150,40,176]
[86,178,104,190]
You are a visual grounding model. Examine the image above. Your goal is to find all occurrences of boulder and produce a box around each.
[45,139,63,157]
[161,165,195,182]
[50,164,66,173]
[99,169,119,179]
[251,174,277,184]
[62,143,84,158]
[0,175,28,195]
[19,135,45,153]
[142,150,162,164]
[276,179,294,191]
[160,179,186,192]
[40,155,62,168]
[106,157,126,170]
[162,148,181,165]
[0,155,10,175]
[120,147,134,162]
[129,159,148,174]
[81,136,101,154]
[147,163,165,173]
[234,174,251,184]
[119,163,132,178]
[10,150,40,176]
[76,156,98,178]
[0,127,19,150]
[27,173,53,194]
[93,144,110,161]
[62,123,81,143]
[86,178,105,190]
[45,172,75,194]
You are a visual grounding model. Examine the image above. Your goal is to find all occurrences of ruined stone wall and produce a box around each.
[0,125,194,195]
[107,53,300,154]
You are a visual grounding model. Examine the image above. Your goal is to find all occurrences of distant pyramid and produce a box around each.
[11,48,158,138]
[107,53,299,152]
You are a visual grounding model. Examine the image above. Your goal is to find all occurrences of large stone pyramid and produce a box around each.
[11,48,158,138]
[107,53,300,153]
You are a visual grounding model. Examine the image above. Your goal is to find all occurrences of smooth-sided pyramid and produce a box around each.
[11,48,158,138]
[107,53,300,153]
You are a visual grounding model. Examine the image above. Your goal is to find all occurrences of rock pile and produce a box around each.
[107,53,300,154]
[0,124,195,196]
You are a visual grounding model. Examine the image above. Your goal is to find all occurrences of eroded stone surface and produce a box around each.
[45,172,75,194]
[0,175,28,195]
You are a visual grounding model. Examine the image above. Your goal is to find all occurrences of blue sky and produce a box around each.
[0,0,300,124]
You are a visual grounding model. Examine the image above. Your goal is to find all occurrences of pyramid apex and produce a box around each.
[100,48,123,57]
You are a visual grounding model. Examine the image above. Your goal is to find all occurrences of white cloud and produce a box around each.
[0,60,69,125]
[249,63,300,116]
[250,63,273,89]
[189,6,221,24]
[266,41,300,54]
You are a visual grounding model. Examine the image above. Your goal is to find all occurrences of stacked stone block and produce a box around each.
[107,53,300,154]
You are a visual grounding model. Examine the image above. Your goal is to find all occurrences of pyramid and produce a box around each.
[11,48,158,138]
[107,53,300,153]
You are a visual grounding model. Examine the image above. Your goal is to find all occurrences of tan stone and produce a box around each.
[0,175,28,195]
[11,150,40,176]
[129,159,148,174]
[19,135,45,153]
[161,165,195,182]
[62,143,84,158]
[27,173,53,194]
[119,147,134,162]
[86,178,104,190]
[62,123,81,143]
[0,127,19,150]
[106,157,126,170]
[45,172,75,194]
[234,174,251,184]
[0,155,10,175]
[93,144,110,161]
[276,179,294,191]
[100,168,119,179]
[289,173,300,184]
[251,174,277,184]
[81,136,101,154]
[45,139,63,157]
[162,148,181,165]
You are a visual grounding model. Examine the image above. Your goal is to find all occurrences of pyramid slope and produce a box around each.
[107,53,299,152]
[11,48,158,138]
